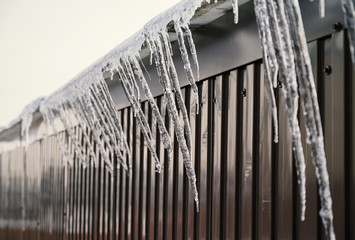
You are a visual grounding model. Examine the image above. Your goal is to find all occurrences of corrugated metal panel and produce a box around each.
[0,27,354,240]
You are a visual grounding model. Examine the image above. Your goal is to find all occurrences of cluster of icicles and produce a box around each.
[15,0,355,239]
[37,0,203,210]
[254,0,335,239]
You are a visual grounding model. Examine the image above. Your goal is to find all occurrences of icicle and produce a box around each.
[253,0,279,89]
[70,101,100,164]
[73,93,112,170]
[118,64,162,173]
[319,0,325,18]
[341,0,355,63]
[138,56,152,82]
[67,104,96,164]
[20,97,45,150]
[130,57,173,153]
[263,0,307,221]
[146,39,154,66]
[12,0,235,215]
[123,59,140,101]
[283,0,335,238]
[57,106,85,164]
[181,23,200,82]
[174,21,200,116]
[95,81,131,160]
[253,0,279,144]
[161,95,167,118]
[89,87,128,171]
[147,34,199,210]
[21,114,33,150]
[160,31,193,159]
[263,71,279,143]
[40,109,73,166]
[79,94,114,172]
[232,0,239,24]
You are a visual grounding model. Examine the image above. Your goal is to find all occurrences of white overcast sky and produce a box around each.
[0,0,180,127]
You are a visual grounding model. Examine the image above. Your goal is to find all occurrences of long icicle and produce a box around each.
[67,102,96,165]
[160,31,193,159]
[182,23,200,82]
[82,93,115,172]
[118,64,162,172]
[57,106,85,165]
[89,87,128,171]
[148,34,199,210]
[77,94,113,171]
[129,57,173,154]
[267,0,307,221]
[95,81,131,166]
[284,0,335,238]
[341,0,355,63]
[174,21,200,116]
[253,0,279,143]
[232,0,239,24]
[319,0,325,18]
[40,109,73,166]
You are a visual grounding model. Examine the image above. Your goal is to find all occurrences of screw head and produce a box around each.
[242,89,247,97]
[323,65,332,75]
[278,81,283,88]
[332,22,343,32]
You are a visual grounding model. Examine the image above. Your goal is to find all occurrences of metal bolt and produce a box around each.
[332,22,343,32]
[242,89,247,97]
[323,65,332,75]
[278,81,283,88]
[212,98,217,103]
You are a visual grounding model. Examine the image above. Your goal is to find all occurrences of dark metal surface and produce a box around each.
[108,0,351,110]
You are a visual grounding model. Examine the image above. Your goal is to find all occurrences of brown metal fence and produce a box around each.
[0,29,354,239]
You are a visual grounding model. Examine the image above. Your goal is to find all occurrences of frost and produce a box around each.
[341,0,355,63]
[252,0,335,238]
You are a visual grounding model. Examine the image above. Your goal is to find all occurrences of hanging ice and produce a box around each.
[232,0,239,24]
[341,0,355,63]
[252,0,335,238]
[36,0,206,210]
[39,71,130,172]
[144,32,199,209]
[253,0,279,143]
[256,0,306,221]
[20,97,45,149]
[0,0,340,225]
[284,0,335,238]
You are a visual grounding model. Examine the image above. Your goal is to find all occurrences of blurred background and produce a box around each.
[0,0,180,127]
